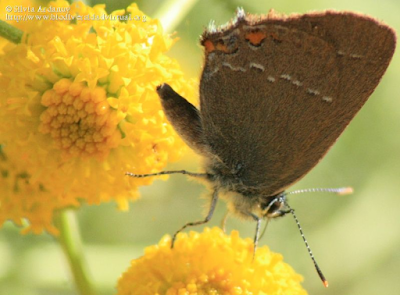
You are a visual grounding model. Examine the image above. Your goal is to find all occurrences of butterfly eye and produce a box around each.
[260,194,288,218]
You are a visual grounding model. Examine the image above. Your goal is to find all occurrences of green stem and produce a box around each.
[0,20,23,43]
[153,0,199,32]
[55,209,96,295]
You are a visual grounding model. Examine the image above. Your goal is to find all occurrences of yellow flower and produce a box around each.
[117,227,308,295]
[0,0,197,233]
[0,145,61,235]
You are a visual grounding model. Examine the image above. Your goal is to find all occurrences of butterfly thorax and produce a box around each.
[204,157,286,219]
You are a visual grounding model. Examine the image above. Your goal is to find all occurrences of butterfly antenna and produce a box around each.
[287,187,353,196]
[285,202,329,287]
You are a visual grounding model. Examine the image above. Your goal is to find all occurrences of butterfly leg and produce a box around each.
[248,213,262,258]
[220,210,230,232]
[171,188,219,248]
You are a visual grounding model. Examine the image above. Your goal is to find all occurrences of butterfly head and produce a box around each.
[259,193,290,219]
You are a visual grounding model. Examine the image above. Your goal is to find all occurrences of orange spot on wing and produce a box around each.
[245,31,267,45]
[204,39,235,54]
[204,40,215,53]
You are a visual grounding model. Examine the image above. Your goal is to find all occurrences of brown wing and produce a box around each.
[199,10,396,196]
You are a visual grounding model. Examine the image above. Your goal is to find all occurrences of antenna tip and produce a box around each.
[323,280,329,288]
[337,187,353,195]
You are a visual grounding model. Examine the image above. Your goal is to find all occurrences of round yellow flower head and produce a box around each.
[0,0,197,233]
[117,227,308,295]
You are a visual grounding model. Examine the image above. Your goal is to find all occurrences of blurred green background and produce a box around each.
[1,0,400,294]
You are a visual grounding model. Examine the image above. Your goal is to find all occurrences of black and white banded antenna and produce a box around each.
[284,186,353,287]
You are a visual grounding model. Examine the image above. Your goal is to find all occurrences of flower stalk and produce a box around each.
[55,209,96,295]
[0,20,23,43]
[153,0,199,32]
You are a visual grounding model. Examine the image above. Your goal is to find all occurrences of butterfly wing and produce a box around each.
[199,11,396,196]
